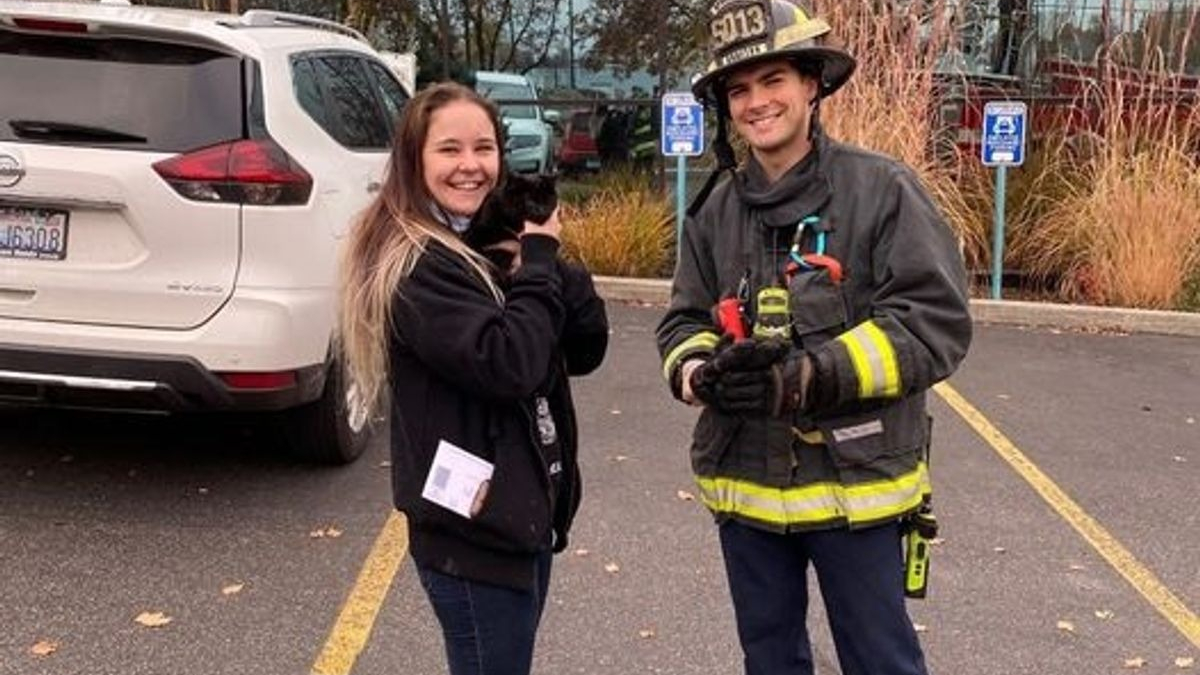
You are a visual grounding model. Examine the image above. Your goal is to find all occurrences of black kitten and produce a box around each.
[464,172,558,252]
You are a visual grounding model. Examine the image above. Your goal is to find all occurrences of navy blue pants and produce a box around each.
[416,552,553,675]
[718,520,928,675]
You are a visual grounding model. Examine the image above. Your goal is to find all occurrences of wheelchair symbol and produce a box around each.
[671,107,694,126]
[992,115,1017,135]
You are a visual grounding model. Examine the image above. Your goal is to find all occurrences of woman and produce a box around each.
[339,82,607,675]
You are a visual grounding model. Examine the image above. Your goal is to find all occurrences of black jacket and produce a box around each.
[388,235,607,590]
[656,133,972,532]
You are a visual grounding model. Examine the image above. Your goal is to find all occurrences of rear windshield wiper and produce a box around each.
[9,119,147,144]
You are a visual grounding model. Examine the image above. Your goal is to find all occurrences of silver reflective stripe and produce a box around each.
[846,324,888,396]
[831,419,884,443]
[696,462,930,526]
[0,369,158,392]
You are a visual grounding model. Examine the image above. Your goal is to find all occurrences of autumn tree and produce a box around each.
[581,0,708,92]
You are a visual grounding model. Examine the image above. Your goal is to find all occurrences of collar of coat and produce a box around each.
[733,130,833,228]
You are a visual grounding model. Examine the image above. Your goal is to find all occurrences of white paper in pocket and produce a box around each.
[421,440,494,519]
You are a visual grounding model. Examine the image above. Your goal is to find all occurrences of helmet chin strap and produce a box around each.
[808,95,822,142]
[687,93,737,218]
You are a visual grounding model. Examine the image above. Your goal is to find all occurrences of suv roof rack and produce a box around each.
[221,10,367,44]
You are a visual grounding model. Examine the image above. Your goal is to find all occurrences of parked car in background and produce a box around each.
[473,70,554,174]
[556,110,600,174]
[0,3,413,463]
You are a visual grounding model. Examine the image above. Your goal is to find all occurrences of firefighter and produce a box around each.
[655,1,973,674]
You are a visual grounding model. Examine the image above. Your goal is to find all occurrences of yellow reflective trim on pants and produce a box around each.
[663,331,720,380]
[695,462,929,527]
[863,321,901,397]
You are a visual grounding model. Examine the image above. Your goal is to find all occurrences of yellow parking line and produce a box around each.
[311,511,409,675]
[934,382,1200,649]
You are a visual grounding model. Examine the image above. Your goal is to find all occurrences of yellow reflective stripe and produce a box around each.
[662,331,720,380]
[836,321,900,399]
[863,321,901,397]
[837,327,875,398]
[695,462,928,526]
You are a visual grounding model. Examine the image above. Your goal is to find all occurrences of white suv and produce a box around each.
[0,3,412,463]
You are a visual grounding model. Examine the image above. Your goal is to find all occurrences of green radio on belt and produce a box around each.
[904,506,938,599]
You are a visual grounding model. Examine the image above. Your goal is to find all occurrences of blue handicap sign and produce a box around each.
[661,92,704,157]
[981,101,1027,167]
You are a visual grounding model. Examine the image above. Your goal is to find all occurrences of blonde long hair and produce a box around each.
[339,83,506,415]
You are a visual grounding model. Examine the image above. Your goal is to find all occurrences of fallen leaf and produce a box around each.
[638,628,656,639]
[134,611,172,628]
[1094,609,1114,620]
[1056,620,1075,633]
[1177,657,1195,668]
[912,622,928,633]
[676,490,696,502]
[1124,657,1147,669]
[30,640,57,657]
[1141,405,1153,412]
[222,583,245,596]
[573,548,590,557]
[604,562,621,574]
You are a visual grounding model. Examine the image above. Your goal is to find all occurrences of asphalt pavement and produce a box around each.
[1,300,1197,675]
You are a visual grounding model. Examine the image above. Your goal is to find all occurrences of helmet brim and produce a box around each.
[692,47,856,106]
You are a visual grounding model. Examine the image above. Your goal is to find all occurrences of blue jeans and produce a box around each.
[719,520,928,675]
[416,552,553,675]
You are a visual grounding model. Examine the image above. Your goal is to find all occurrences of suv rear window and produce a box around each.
[0,31,243,152]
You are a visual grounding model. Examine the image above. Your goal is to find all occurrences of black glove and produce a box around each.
[690,338,790,413]
[769,353,816,416]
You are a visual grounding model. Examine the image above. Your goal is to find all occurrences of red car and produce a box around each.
[556,110,601,173]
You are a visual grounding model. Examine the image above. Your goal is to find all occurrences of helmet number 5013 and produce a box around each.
[711,4,768,50]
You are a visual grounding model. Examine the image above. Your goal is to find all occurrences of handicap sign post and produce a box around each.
[661,92,705,245]
[981,101,1028,300]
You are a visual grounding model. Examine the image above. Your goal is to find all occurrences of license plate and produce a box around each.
[0,205,69,261]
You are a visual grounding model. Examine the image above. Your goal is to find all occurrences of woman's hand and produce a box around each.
[522,208,562,242]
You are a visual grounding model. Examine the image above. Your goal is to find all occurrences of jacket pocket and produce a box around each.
[787,268,847,348]
[690,408,742,476]
[469,438,553,553]
[817,404,925,471]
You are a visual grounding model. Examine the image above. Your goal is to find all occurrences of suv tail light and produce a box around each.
[152,139,313,206]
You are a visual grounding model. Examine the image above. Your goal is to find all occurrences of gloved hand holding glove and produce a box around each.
[688,337,790,414]
[687,337,820,417]
[768,351,816,416]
